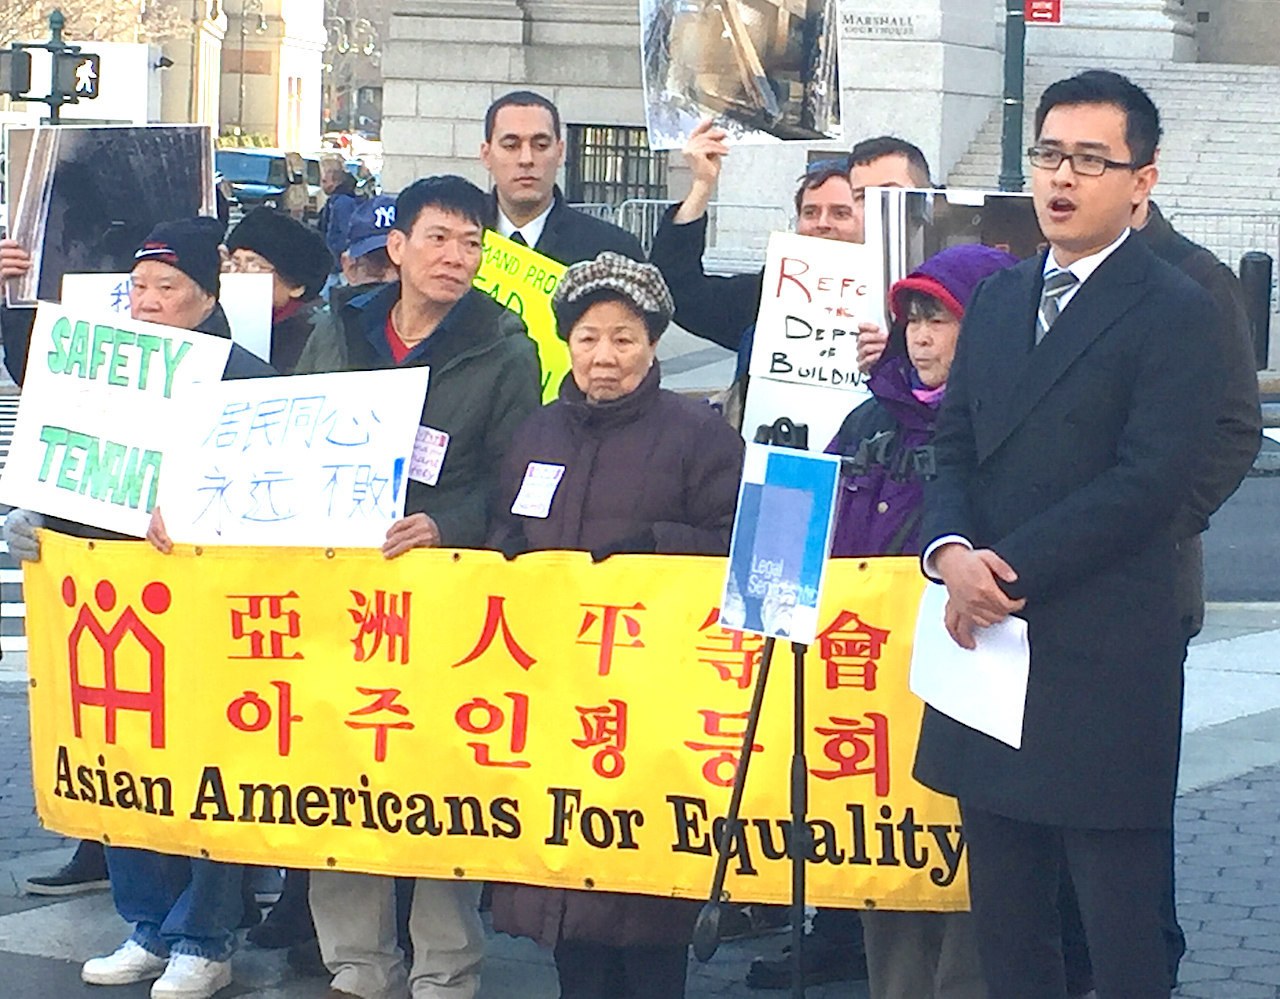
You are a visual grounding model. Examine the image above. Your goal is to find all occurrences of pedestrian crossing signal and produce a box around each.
[54,52,100,100]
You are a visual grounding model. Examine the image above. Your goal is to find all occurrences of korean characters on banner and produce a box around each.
[25,534,967,911]
[158,368,430,547]
[472,231,569,403]
[0,304,233,537]
[741,232,886,452]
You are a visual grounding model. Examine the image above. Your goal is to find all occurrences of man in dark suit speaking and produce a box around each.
[917,72,1238,998]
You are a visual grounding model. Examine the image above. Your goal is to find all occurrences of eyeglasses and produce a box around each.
[226,254,275,274]
[1027,146,1138,176]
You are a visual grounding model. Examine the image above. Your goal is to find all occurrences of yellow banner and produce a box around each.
[473,232,569,403]
[26,531,967,911]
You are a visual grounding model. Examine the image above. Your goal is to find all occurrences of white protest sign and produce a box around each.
[742,232,884,449]
[61,272,274,362]
[158,367,430,547]
[0,303,233,536]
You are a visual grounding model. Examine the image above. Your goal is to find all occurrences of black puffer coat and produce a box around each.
[490,361,745,556]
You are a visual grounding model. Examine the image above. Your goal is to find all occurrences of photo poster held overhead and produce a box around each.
[720,442,840,644]
[862,187,1046,293]
[639,0,842,149]
[6,125,216,307]
[741,231,885,453]
[61,273,275,363]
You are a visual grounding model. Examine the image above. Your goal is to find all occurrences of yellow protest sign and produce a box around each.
[26,531,967,911]
[473,232,569,403]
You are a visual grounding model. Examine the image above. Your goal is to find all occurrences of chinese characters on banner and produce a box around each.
[0,304,232,537]
[472,232,568,404]
[741,232,885,451]
[158,367,430,546]
[25,534,966,911]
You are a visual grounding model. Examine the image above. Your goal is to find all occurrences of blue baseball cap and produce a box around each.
[345,195,397,259]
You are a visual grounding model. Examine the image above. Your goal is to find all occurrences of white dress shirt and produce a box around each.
[496,200,554,249]
[922,227,1133,579]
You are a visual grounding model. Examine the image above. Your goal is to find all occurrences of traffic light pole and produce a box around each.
[998,0,1026,192]
[9,9,87,124]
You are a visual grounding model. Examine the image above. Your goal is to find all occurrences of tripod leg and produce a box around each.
[692,635,777,962]
[790,641,810,999]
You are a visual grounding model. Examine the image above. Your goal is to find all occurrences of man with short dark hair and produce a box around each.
[649,121,931,353]
[480,90,644,265]
[917,70,1247,998]
[296,175,541,999]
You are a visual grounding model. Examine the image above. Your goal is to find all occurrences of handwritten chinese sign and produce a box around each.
[61,272,275,364]
[0,303,232,536]
[25,533,965,911]
[159,367,430,547]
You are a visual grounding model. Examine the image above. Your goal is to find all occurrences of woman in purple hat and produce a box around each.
[825,242,1018,999]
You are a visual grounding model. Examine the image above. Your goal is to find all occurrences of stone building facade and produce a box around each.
[378,0,1279,218]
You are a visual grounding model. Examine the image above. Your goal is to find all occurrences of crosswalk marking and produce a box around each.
[0,394,24,655]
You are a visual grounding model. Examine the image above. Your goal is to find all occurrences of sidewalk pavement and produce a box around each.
[1,604,1279,998]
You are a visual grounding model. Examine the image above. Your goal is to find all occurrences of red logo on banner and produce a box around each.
[1025,0,1062,23]
[65,577,171,749]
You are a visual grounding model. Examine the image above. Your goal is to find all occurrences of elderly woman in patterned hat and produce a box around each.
[488,252,745,998]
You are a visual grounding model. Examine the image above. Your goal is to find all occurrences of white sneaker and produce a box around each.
[150,954,233,999]
[81,939,168,985]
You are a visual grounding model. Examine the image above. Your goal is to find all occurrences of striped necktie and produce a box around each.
[1037,268,1079,343]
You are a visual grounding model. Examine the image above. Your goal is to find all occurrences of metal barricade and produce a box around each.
[567,203,615,224]
[1163,209,1280,327]
[615,199,791,269]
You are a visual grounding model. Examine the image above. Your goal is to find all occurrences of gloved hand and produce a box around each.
[4,509,44,563]
[591,528,657,563]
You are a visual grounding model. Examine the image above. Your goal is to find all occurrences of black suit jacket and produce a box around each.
[914,234,1224,830]
[487,188,645,267]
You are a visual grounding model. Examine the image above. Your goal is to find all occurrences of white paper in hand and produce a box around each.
[908,582,1030,749]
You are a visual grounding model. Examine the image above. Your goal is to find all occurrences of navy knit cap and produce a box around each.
[133,216,224,298]
[890,243,1020,323]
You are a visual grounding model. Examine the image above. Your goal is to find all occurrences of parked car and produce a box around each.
[214,148,310,218]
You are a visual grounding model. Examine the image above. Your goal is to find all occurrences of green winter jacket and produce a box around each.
[295,281,542,547]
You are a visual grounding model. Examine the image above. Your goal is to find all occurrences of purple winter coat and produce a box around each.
[826,354,942,558]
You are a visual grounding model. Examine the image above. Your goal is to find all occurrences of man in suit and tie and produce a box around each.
[479,91,645,265]
[917,71,1240,998]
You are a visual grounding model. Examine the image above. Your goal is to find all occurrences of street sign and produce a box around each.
[54,51,99,99]
[1025,0,1062,23]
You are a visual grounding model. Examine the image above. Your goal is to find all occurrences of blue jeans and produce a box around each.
[105,846,243,961]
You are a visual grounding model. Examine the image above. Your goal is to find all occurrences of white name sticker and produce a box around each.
[511,462,566,519]
[408,426,449,486]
